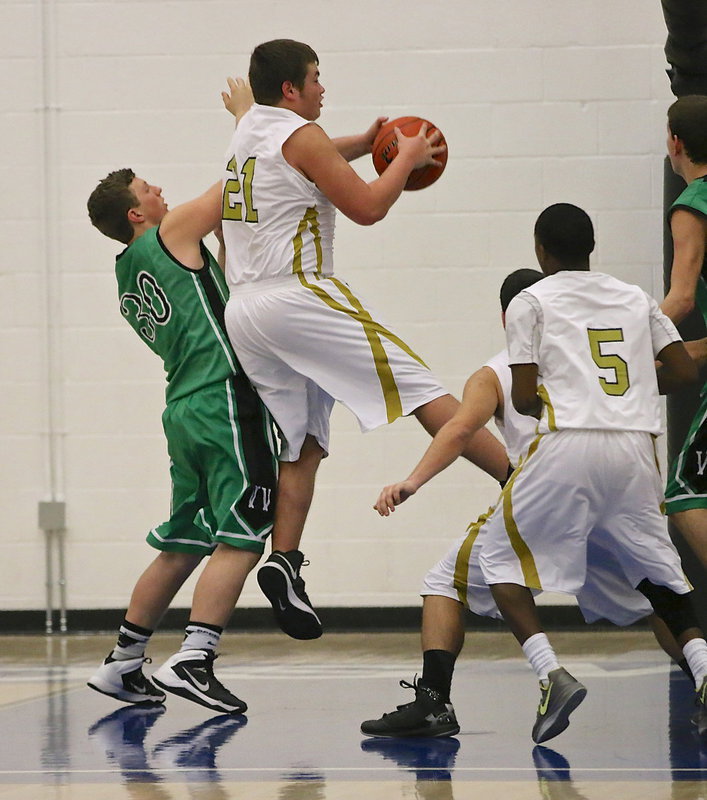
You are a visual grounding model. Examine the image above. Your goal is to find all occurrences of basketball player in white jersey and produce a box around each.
[479,203,707,743]
[361,268,691,741]
[220,40,509,640]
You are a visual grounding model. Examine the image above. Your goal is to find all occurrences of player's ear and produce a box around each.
[127,207,143,224]
[282,80,297,99]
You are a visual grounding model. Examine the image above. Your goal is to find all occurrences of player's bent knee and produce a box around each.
[637,579,699,639]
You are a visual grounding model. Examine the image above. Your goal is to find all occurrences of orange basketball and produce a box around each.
[371,116,448,191]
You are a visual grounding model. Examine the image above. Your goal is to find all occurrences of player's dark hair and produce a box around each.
[87,168,137,244]
[249,39,319,105]
[499,268,544,312]
[534,203,595,267]
[668,95,707,164]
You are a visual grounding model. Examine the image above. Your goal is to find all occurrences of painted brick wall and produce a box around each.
[0,0,674,611]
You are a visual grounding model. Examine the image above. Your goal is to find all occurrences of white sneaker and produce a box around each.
[87,654,165,705]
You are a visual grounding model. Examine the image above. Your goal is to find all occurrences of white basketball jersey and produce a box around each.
[505,270,681,435]
[484,350,537,466]
[222,104,336,287]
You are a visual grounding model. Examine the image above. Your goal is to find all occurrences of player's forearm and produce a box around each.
[351,152,419,225]
[661,289,695,326]
[332,134,370,162]
[406,425,475,491]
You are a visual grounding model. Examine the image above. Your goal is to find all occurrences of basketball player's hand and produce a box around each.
[362,116,389,152]
[374,480,418,516]
[396,123,446,170]
[222,77,254,123]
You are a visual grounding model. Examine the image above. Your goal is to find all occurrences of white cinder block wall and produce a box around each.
[1,1,674,612]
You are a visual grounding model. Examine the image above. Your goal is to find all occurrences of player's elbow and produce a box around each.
[349,207,388,226]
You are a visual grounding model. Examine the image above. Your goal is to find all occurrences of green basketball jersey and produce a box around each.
[670,175,707,328]
[116,227,238,403]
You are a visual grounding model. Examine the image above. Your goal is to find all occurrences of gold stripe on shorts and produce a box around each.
[296,273,429,424]
[537,384,556,431]
[292,206,323,275]
[501,435,543,589]
[453,505,495,605]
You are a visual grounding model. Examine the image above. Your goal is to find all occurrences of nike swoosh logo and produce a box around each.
[538,684,552,716]
[190,675,211,692]
[277,599,287,612]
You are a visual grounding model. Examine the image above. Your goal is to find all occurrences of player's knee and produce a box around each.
[637,579,699,639]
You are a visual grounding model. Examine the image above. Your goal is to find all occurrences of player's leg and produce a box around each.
[152,544,260,715]
[87,550,203,706]
[257,433,326,640]
[670,508,707,570]
[412,394,509,483]
[489,582,586,744]
[360,595,462,739]
[87,412,215,707]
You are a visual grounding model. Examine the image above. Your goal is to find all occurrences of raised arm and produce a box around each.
[374,366,503,516]
[158,182,222,269]
[221,77,255,123]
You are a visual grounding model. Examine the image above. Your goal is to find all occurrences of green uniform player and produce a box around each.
[663,95,707,579]
[85,78,278,717]
[665,177,707,513]
[116,227,276,555]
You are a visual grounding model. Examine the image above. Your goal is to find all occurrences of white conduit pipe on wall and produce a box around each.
[37,0,67,634]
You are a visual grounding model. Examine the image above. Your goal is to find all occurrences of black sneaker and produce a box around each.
[360,678,460,738]
[87,654,165,705]
[532,667,587,744]
[151,649,247,715]
[257,550,322,640]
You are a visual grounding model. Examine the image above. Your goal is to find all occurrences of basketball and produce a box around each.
[371,116,448,191]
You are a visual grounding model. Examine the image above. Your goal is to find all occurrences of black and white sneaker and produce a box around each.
[87,654,165,705]
[360,678,460,738]
[257,550,322,640]
[694,676,707,736]
[151,649,247,715]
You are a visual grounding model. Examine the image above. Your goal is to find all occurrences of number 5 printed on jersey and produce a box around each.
[223,156,258,223]
[587,328,630,396]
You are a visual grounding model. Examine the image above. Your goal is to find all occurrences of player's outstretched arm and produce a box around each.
[662,210,707,324]
[284,122,444,225]
[159,182,222,267]
[221,77,254,123]
[656,341,699,394]
[332,117,387,162]
[374,367,502,516]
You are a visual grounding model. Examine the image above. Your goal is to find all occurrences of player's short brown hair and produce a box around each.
[87,168,137,244]
[249,39,319,105]
[668,95,707,165]
[500,269,544,312]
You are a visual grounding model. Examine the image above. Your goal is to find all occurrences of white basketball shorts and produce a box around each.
[225,274,447,460]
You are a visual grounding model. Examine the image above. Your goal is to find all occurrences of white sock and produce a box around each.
[522,632,560,683]
[682,638,707,689]
[111,622,151,661]
[180,622,222,653]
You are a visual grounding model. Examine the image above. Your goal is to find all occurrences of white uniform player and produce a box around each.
[222,104,446,461]
[422,348,657,626]
[477,271,692,598]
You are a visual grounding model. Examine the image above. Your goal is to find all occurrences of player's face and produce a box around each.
[296,63,325,121]
[130,177,169,224]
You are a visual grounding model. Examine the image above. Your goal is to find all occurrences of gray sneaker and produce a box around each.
[532,667,587,744]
